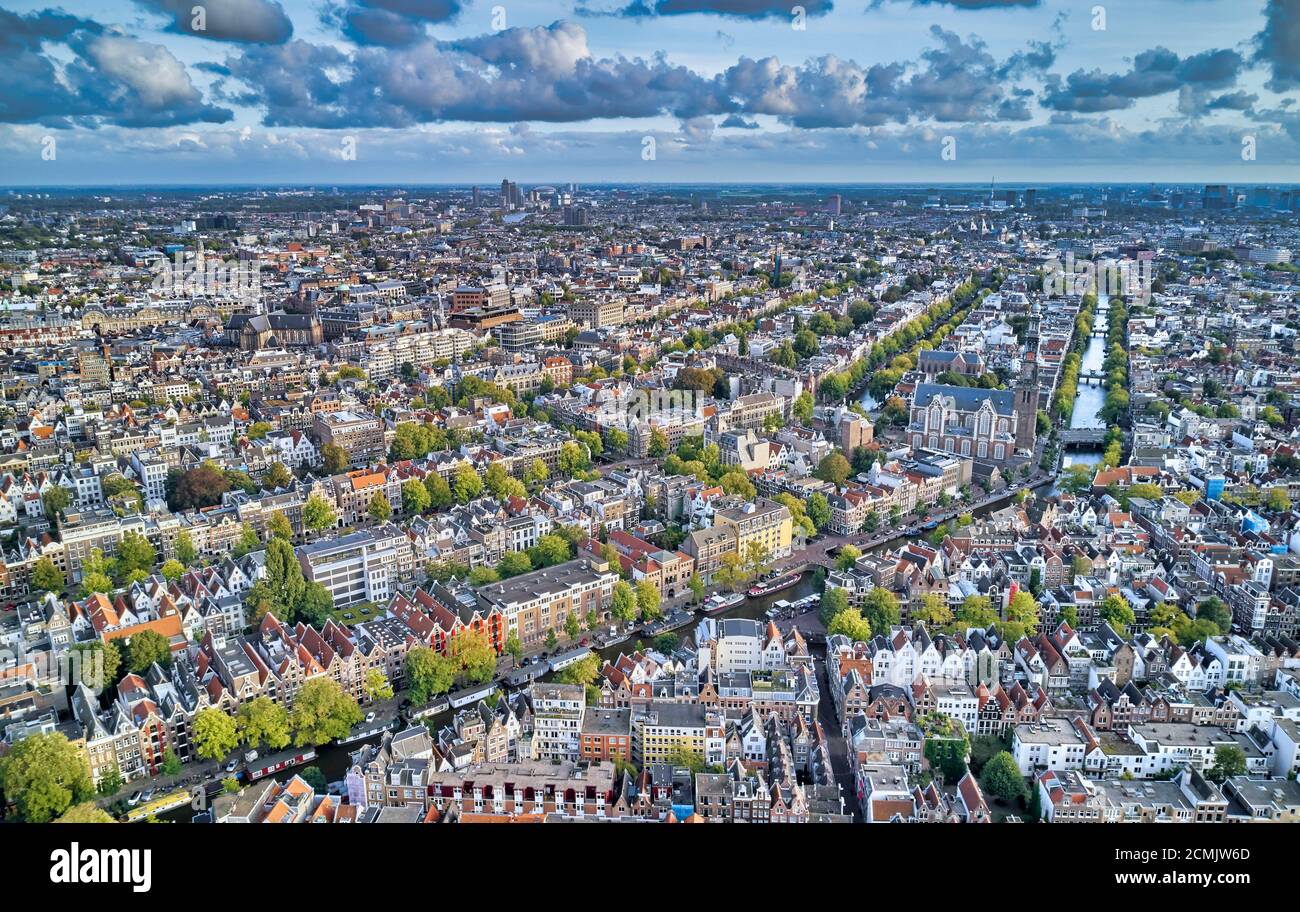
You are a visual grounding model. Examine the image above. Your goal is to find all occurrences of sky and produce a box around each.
[0,0,1298,185]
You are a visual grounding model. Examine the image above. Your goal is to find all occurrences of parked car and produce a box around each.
[365,712,376,723]
[244,750,259,763]
[225,759,239,773]
[127,791,142,807]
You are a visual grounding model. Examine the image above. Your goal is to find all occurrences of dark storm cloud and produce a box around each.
[606,0,832,19]
[221,21,1058,130]
[326,0,466,47]
[0,9,230,126]
[1252,0,1300,90]
[1042,46,1245,113]
[1203,91,1257,111]
[222,22,729,126]
[132,0,293,44]
[870,0,1039,8]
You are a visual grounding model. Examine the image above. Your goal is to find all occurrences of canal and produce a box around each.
[1062,294,1110,473]
[162,575,823,820]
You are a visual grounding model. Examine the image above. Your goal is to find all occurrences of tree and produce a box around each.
[1059,463,1093,495]
[175,530,198,567]
[828,608,872,641]
[55,803,116,824]
[367,492,393,523]
[265,536,306,612]
[1006,590,1042,637]
[913,593,954,629]
[636,580,662,620]
[604,428,629,454]
[300,766,328,793]
[43,485,72,523]
[160,748,183,777]
[1196,597,1232,632]
[819,586,850,625]
[96,765,124,797]
[524,458,549,490]
[806,492,831,530]
[687,572,705,605]
[402,478,431,516]
[920,712,970,783]
[564,611,582,641]
[31,555,64,593]
[815,452,852,486]
[556,653,601,686]
[529,534,572,568]
[611,580,638,622]
[232,523,261,559]
[498,551,534,578]
[264,462,294,489]
[290,678,363,746]
[364,668,394,702]
[980,751,1026,802]
[835,544,862,570]
[80,547,115,598]
[718,469,756,500]
[321,443,349,473]
[298,582,334,628]
[406,646,455,704]
[128,629,172,672]
[267,512,294,542]
[117,531,157,579]
[70,640,121,692]
[861,587,901,634]
[1099,594,1136,634]
[449,628,496,684]
[1208,744,1247,782]
[0,732,94,822]
[425,473,454,510]
[793,391,814,424]
[544,629,559,651]
[237,696,290,751]
[193,708,240,762]
[303,494,337,537]
[166,463,230,511]
[653,632,679,653]
[969,733,1010,775]
[160,558,185,582]
[505,632,523,665]
[468,566,500,586]
[453,463,483,503]
[647,428,669,457]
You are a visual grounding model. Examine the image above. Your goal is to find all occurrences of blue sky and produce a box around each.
[1,0,1298,184]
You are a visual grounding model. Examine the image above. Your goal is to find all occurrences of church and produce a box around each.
[907,303,1041,465]
[908,384,1020,463]
[227,310,324,351]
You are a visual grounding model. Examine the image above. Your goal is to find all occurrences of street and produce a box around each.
[813,652,861,822]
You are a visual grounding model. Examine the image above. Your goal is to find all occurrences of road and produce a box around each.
[813,652,861,822]
[768,469,1054,575]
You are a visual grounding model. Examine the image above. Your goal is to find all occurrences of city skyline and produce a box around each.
[1,0,1298,184]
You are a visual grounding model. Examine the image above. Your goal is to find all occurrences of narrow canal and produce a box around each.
[1061,293,1110,472]
[163,576,823,819]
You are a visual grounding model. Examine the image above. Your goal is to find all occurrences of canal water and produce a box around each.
[160,575,823,820]
[1062,294,1110,472]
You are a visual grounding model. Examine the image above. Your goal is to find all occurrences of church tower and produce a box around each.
[1014,302,1041,453]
